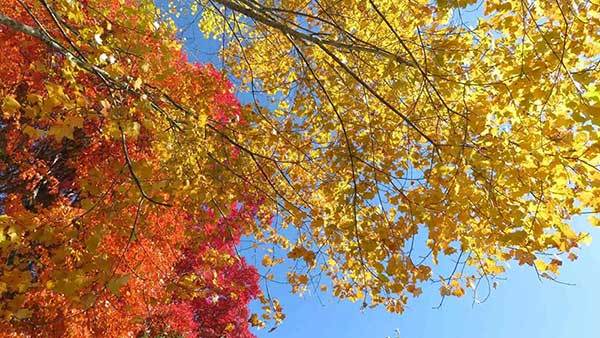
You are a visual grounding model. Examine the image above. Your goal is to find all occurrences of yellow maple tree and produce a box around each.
[192,0,600,312]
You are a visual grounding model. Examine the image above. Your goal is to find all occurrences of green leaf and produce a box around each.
[107,274,130,296]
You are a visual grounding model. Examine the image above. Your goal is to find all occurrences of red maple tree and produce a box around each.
[0,0,262,336]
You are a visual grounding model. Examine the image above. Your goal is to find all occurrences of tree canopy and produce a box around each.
[194,0,599,310]
[0,0,599,336]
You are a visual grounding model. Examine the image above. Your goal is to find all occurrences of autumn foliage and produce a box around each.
[0,0,599,336]
[196,0,599,311]
[0,0,262,336]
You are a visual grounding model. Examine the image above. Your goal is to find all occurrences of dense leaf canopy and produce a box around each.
[0,0,598,336]
[1,0,265,335]
[193,0,599,310]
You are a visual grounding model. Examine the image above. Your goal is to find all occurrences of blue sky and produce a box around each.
[255,218,600,338]
[167,5,600,338]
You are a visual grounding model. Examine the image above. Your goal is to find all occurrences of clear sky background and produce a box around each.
[252,218,600,338]
[167,5,600,338]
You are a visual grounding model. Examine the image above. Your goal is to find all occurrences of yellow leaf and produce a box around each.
[261,254,273,267]
[133,77,143,90]
[14,309,31,320]
[2,95,20,118]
